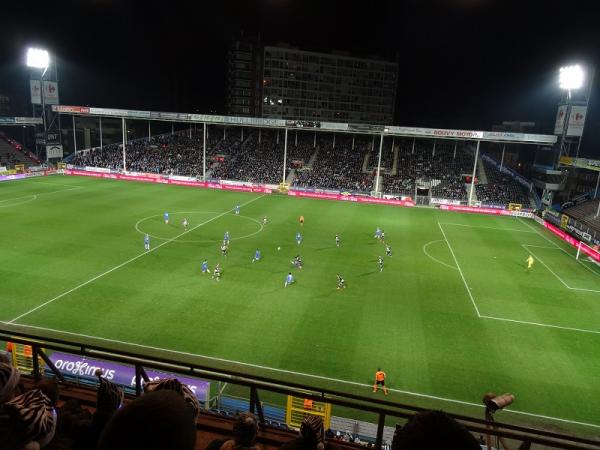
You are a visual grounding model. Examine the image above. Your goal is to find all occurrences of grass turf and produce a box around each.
[2,175,600,434]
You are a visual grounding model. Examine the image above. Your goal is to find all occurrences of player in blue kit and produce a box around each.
[235,205,240,215]
[201,259,210,274]
[374,227,381,239]
[224,231,230,244]
[284,272,295,287]
[164,212,169,224]
[252,249,261,263]
[144,234,150,250]
[296,232,302,245]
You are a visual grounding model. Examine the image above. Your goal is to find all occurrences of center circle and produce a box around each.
[135,211,263,243]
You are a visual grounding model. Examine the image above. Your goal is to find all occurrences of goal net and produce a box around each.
[576,241,600,264]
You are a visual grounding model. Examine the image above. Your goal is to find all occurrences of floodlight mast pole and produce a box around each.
[282,127,288,185]
[575,67,595,161]
[594,171,600,217]
[468,140,480,206]
[203,122,206,181]
[374,133,384,196]
[121,117,127,171]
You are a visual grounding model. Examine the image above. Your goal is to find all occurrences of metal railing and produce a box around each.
[1,322,599,450]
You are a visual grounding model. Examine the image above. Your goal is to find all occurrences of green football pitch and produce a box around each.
[2,175,600,434]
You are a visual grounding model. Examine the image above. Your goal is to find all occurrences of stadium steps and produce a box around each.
[362,153,370,174]
[391,144,399,176]
[305,148,319,169]
[466,183,478,202]
[477,156,488,184]
[285,168,296,184]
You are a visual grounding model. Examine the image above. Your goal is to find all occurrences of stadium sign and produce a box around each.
[559,156,600,172]
[0,116,43,125]
[49,104,557,144]
[49,352,209,401]
[46,145,63,159]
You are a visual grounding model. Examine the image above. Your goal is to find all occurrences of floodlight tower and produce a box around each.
[555,64,593,163]
[26,48,62,159]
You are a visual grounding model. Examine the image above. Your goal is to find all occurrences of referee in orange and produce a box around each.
[373,368,388,395]
[299,215,305,226]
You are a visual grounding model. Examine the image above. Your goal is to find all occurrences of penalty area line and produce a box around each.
[2,321,599,430]
[8,194,266,324]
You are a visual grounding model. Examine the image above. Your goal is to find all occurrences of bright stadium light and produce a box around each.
[559,64,584,90]
[26,48,49,69]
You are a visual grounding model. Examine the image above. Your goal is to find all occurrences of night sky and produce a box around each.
[1,0,599,156]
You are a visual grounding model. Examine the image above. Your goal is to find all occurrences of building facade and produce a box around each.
[0,94,10,116]
[227,41,398,124]
[226,40,262,117]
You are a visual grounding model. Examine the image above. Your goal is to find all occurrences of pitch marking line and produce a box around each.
[481,315,600,336]
[437,222,481,317]
[0,186,83,208]
[134,211,264,244]
[3,321,600,430]
[8,194,266,323]
[439,222,536,233]
[522,245,600,293]
[517,217,600,278]
[422,240,458,270]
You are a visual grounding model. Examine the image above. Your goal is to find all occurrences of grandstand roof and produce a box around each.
[52,105,557,146]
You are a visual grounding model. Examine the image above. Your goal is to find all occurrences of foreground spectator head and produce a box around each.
[300,415,325,450]
[232,411,258,446]
[3,388,58,448]
[96,369,124,415]
[0,361,20,404]
[143,378,200,420]
[391,410,480,450]
[98,390,197,450]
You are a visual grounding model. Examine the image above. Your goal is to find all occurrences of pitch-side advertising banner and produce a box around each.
[48,352,209,401]
[64,168,273,193]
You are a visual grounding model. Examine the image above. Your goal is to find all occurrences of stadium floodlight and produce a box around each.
[26,48,49,70]
[559,65,584,90]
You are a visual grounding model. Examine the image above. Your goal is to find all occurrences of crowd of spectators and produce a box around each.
[210,131,282,184]
[0,133,39,167]
[71,133,206,177]
[293,135,373,193]
[0,353,497,450]
[68,129,534,206]
[384,140,473,200]
[475,159,530,207]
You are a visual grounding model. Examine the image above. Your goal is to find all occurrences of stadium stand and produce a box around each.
[293,135,373,193]
[383,139,473,200]
[0,132,40,167]
[563,198,600,232]
[475,158,531,207]
[66,127,537,207]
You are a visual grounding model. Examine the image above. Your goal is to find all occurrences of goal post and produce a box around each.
[576,240,600,263]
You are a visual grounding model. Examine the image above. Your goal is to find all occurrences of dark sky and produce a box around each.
[1,0,599,156]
